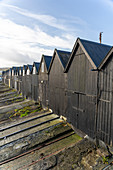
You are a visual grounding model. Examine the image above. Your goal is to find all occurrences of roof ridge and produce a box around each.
[80,38,112,47]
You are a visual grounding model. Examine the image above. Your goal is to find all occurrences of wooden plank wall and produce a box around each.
[38,58,49,107]
[25,75,32,99]
[31,74,38,101]
[97,56,113,145]
[67,45,97,138]
[49,53,67,116]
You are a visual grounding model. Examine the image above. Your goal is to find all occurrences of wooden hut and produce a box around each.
[15,67,23,93]
[38,55,52,107]
[96,47,113,145]
[65,38,111,139]
[25,64,32,99]
[18,67,23,93]
[16,67,20,91]
[31,62,40,101]
[22,65,27,98]
[8,68,12,88]
[2,70,7,84]
[48,49,70,116]
[2,71,5,84]
[5,69,10,86]
[12,67,17,89]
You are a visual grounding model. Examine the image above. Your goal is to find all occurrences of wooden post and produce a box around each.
[95,70,99,146]
[91,69,100,146]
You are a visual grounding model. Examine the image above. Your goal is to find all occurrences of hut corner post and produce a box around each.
[95,70,99,146]
[91,69,100,146]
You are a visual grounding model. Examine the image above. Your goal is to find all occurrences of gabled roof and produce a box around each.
[38,55,52,74]
[48,49,71,73]
[9,68,12,71]
[98,46,113,69]
[31,62,40,74]
[80,39,112,67]
[6,69,9,73]
[34,62,40,72]
[26,64,32,74]
[12,67,17,71]
[23,65,27,70]
[16,67,20,74]
[2,71,5,75]
[19,67,23,72]
[44,55,52,70]
[57,50,71,68]
[65,38,112,72]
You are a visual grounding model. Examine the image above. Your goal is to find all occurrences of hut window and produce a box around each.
[42,62,44,72]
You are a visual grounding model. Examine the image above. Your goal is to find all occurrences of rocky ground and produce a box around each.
[0,83,113,170]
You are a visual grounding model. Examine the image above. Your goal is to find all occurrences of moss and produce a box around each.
[6,102,42,120]
[15,98,24,102]
[102,156,109,164]
[30,108,42,114]
[40,133,82,158]
[3,89,16,94]
[20,111,30,117]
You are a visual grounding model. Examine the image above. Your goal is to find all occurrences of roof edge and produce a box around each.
[64,37,97,73]
[98,46,113,69]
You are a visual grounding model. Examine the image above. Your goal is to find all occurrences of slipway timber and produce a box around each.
[0,83,83,169]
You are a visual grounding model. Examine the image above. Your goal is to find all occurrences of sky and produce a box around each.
[0,0,113,67]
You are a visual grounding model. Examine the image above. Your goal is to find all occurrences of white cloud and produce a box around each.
[0,17,75,67]
[1,3,68,31]
[0,1,86,67]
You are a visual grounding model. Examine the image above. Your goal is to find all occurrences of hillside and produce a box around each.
[0,68,9,75]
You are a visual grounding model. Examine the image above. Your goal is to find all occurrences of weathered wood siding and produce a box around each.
[31,74,38,101]
[97,55,113,145]
[25,75,32,99]
[49,54,67,116]
[18,75,22,93]
[38,58,49,107]
[67,45,97,138]
[22,76,26,98]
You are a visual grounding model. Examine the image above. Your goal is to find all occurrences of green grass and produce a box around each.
[12,105,42,118]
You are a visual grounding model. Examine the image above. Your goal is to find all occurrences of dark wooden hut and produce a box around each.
[65,38,111,139]
[48,49,70,116]
[22,65,27,98]
[2,71,5,84]
[38,55,52,107]
[12,67,17,89]
[16,67,20,91]
[8,68,12,88]
[31,62,40,101]
[18,67,23,93]
[5,69,10,86]
[25,64,32,99]
[96,47,113,145]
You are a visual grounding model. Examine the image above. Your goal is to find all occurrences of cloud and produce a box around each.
[0,17,75,67]
[0,3,88,32]
[0,1,88,67]
[1,3,68,31]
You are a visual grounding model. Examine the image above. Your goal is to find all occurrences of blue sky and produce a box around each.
[0,0,113,67]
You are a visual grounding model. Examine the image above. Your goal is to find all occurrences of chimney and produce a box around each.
[99,32,103,44]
